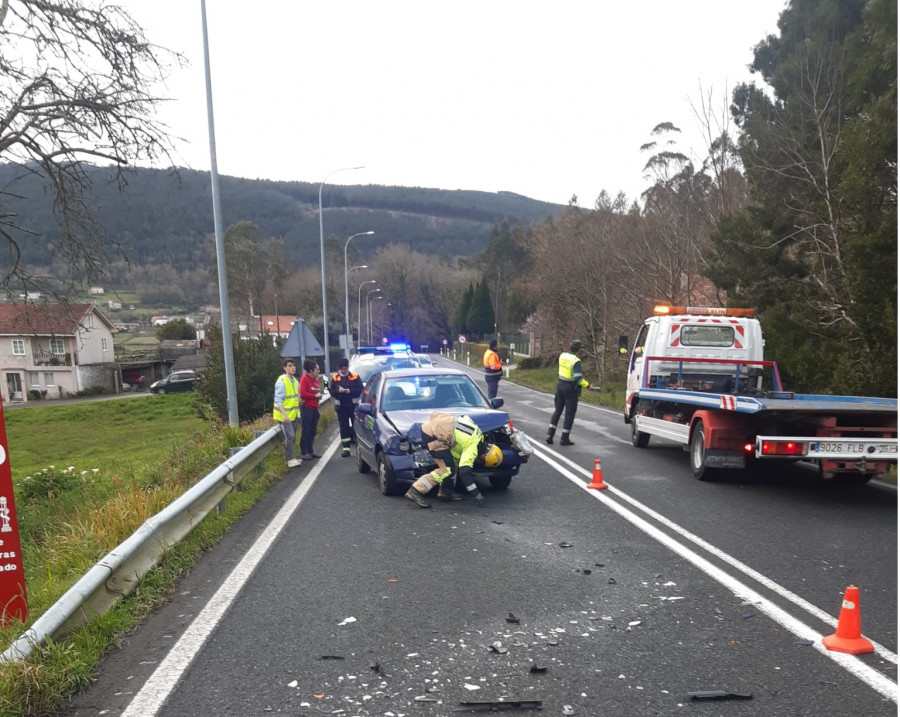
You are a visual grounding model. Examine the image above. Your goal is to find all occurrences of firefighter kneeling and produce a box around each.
[405,411,503,509]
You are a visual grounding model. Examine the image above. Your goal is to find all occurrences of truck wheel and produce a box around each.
[631,413,650,448]
[690,423,715,481]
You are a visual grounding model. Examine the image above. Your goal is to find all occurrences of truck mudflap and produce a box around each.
[754,436,898,461]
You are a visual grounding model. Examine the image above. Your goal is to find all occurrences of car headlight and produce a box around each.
[510,429,534,456]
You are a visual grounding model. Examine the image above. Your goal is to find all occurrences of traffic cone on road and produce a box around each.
[587,459,608,490]
[822,586,874,655]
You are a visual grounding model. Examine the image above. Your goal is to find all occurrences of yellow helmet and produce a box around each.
[482,443,503,468]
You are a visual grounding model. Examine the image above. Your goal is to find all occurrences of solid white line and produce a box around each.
[120,440,338,717]
[534,448,898,702]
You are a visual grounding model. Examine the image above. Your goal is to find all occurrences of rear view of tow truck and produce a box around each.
[623,305,898,482]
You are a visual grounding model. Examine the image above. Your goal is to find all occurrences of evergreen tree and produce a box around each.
[466,278,495,338]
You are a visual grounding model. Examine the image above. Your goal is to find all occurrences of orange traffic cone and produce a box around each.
[587,459,608,490]
[822,586,874,654]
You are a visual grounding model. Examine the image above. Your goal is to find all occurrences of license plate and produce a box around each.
[809,441,898,457]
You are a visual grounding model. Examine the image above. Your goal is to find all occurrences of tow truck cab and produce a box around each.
[624,305,765,422]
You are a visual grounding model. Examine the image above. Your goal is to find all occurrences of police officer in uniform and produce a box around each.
[546,340,596,446]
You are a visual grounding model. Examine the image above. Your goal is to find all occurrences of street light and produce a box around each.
[319,165,363,378]
[343,230,374,357]
[358,280,376,348]
[368,295,385,345]
[347,265,367,346]
[366,289,383,345]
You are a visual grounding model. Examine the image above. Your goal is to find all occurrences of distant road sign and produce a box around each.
[458,335,466,344]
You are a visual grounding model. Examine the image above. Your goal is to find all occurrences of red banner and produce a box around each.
[0,397,27,626]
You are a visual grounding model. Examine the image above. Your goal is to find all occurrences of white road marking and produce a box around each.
[120,441,337,717]
[534,447,898,702]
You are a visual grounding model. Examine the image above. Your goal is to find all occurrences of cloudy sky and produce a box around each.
[120,0,788,206]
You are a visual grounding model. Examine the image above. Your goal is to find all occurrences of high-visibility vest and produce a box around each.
[273,374,300,422]
[557,351,589,388]
[452,415,483,468]
[483,348,502,377]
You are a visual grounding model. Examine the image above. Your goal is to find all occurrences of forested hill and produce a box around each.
[0,163,563,271]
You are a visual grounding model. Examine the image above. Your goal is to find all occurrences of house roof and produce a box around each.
[0,302,115,336]
[258,315,297,335]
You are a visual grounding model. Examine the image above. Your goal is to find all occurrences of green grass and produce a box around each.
[0,394,338,717]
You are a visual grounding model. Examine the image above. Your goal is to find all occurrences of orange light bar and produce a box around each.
[760,440,806,456]
[653,304,755,318]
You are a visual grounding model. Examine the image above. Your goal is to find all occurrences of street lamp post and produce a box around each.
[358,280,376,348]
[347,265,367,346]
[343,231,374,357]
[319,165,363,378]
[366,289,383,345]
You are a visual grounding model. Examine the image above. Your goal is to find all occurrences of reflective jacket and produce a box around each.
[328,370,363,409]
[421,412,483,468]
[273,374,300,422]
[483,348,502,379]
[557,351,589,389]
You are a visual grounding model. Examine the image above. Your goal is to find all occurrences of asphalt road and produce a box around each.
[64,362,898,716]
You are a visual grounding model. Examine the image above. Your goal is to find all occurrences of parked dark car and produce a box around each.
[348,344,422,384]
[149,370,202,394]
[353,367,533,496]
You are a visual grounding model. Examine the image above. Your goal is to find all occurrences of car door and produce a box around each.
[354,373,382,461]
[171,372,194,393]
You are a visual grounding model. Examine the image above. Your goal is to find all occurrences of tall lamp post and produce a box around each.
[347,265,367,348]
[319,165,363,378]
[343,231,374,357]
[358,280,376,347]
[368,294,384,345]
[366,289,383,345]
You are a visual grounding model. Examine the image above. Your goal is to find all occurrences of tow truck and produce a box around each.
[624,305,898,482]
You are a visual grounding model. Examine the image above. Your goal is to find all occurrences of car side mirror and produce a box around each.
[357,403,374,416]
[490,397,504,408]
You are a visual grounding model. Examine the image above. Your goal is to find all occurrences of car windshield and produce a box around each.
[381,374,490,412]
[350,353,421,382]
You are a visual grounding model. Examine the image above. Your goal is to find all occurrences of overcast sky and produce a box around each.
[120,0,788,206]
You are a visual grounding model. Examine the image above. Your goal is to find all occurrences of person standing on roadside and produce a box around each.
[274,359,302,468]
[299,358,322,460]
[546,340,597,446]
[329,357,363,457]
[483,339,502,400]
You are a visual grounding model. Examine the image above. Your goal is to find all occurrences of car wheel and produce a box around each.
[157,387,166,395]
[631,411,650,448]
[377,453,400,496]
[489,472,513,490]
[131,383,143,392]
[356,441,371,474]
[690,422,716,481]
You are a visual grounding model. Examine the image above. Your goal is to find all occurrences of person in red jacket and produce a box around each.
[299,359,322,460]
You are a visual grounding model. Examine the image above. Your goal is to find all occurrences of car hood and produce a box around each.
[382,408,510,436]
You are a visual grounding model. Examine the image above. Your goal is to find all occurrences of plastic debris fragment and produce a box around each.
[319,655,345,660]
[337,616,357,626]
[490,641,509,654]
[687,690,753,701]
[530,664,547,674]
[560,542,572,548]
[562,705,577,715]
[454,700,543,712]
[506,612,520,624]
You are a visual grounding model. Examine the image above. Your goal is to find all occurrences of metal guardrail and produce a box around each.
[2,425,282,663]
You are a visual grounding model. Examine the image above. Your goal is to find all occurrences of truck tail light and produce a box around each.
[760,440,806,456]
[743,442,755,454]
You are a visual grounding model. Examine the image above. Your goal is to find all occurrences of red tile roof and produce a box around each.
[0,303,107,336]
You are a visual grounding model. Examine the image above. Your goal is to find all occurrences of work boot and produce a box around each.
[546,428,555,445]
[560,436,575,446]
[405,487,431,508]
[437,483,462,501]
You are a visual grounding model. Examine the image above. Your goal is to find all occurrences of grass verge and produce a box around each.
[0,394,334,717]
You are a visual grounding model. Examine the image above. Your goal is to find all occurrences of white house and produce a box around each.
[0,302,117,402]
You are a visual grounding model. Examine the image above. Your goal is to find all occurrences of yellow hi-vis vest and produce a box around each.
[451,415,483,468]
[273,374,300,422]
[557,351,589,388]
